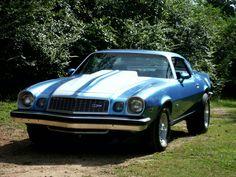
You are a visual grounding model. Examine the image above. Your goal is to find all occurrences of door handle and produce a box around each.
[196,84,200,88]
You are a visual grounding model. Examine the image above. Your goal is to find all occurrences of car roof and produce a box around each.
[95,49,185,59]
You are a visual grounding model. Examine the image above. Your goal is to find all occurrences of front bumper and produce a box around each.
[11,110,151,132]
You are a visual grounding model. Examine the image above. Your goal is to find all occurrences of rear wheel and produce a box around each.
[186,93,210,135]
[147,107,170,152]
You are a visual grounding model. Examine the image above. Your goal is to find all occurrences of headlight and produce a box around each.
[128,97,145,114]
[19,91,34,107]
[113,102,124,112]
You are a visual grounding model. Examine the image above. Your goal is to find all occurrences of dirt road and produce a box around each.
[0,123,190,177]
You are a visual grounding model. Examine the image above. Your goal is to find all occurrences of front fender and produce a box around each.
[143,95,172,123]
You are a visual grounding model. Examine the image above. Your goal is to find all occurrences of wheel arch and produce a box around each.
[146,96,172,152]
[159,96,173,115]
[202,91,210,104]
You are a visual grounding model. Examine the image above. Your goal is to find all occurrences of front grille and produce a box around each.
[48,97,109,113]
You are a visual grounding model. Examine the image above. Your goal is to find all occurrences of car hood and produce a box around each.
[27,70,167,99]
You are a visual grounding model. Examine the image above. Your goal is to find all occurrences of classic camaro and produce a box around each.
[11,49,212,151]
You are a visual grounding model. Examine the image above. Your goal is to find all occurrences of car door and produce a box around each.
[171,57,202,119]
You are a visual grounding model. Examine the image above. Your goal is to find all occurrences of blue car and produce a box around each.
[11,49,212,151]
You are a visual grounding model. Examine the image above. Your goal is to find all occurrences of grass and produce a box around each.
[211,99,236,108]
[0,100,236,177]
[211,99,236,120]
[0,101,26,129]
[115,118,236,177]
[0,101,16,126]
[115,100,236,177]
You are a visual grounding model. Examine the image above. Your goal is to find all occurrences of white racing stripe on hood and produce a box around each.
[84,71,150,94]
[52,70,115,96]
[110,79,151,99]
[52,70,151,97]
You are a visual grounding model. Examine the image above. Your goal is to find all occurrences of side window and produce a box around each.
[172,57,191,77]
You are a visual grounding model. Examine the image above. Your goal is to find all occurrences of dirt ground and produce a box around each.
[0,122,191,177]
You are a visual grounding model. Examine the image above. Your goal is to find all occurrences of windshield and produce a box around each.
[75,53,172,78]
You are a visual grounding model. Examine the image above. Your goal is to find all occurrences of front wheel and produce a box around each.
[147,107,170,152]
[186,93,210,135]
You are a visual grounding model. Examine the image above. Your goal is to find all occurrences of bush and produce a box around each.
[0,0,235,98]
[0,0,84,97]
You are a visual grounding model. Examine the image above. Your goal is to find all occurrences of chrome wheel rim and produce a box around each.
[204,102,210,128]
[159,112,168,147]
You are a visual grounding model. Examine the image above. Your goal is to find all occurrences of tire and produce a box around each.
[147,107,171,152]
[27,124,51,145]
[186,93,210,135]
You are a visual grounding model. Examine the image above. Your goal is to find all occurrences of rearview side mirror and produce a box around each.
[176,71,191,82]
[67,68,75,76]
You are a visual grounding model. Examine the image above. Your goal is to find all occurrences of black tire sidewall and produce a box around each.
[186,93,210,135]
[148,107,170,152]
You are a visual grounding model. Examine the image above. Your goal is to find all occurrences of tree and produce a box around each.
[0,0,235,98]
[207,0,236,16]
[0,0,84,98]
[162,0,227,95]
[214,17,236,97]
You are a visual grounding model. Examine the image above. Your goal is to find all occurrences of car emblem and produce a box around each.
[91,104,103,108]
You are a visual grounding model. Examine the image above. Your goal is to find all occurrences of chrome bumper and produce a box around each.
[11,110,151,132]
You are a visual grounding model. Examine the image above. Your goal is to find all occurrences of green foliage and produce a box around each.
[207,0,236,16]
[0,0,84,96]
[214,17,236,97]
[0,0,235,98]
[162,0,228,95]
[121,20,172,50]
